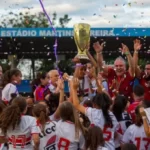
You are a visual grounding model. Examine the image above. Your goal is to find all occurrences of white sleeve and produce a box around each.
[85,107,92,122]
[2,84,17,102]
[30,118,39,134]
[122,126,132,144]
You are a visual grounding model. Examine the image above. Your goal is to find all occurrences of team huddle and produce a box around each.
[0,39,150,150]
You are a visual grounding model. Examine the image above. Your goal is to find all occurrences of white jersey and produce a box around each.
[55,120,85,150]
[118,111,132,134]
[85,107,119,150]
[2,83,18,103]
[114,111,132,148]
[38,121,57,150]
[0,116,39,150]
[122,124,150,150]
[78,75,91,104]
[48,84,57,93]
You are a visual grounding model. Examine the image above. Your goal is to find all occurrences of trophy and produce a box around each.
[73,23,91,64]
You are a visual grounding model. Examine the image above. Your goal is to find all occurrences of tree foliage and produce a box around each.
[0,11,72,76]
[0,11,71,28]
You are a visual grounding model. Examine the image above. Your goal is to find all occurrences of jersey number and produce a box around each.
[135,137,150,150]
[11,135,26,148]
[58,138,70,150]
[103,126,112,141]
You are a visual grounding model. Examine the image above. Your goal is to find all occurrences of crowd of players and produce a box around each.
[0,39,150,150]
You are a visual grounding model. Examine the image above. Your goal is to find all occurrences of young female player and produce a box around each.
[122,106,150,150]
[0,96,39,150]
[2,69,22,104]
[55,101,86,150]
[85,126,108,150]
[70,78,119,150]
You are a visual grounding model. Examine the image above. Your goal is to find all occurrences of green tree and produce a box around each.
[0,11,71,28]
[0,11,72,76]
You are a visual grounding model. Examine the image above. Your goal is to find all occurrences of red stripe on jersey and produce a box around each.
[9,136,31,143]
[3,98,9,105]
[66,121,74,124]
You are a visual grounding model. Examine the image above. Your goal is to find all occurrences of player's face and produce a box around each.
[86,63,93,76]
[12,73,22,84]
[41,74,49,86]
[145,64,150,76]
[50,71,59,83]
[114,60,126,76]
[78,66,86,78]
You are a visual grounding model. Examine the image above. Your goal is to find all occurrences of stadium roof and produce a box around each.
[0,28,149,59]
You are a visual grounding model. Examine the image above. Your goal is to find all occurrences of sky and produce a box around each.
[0,0,150,28]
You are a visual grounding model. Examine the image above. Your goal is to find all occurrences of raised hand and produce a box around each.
[119,43,129,55]
[134,39,142,51]
[72,56,80,63]
[57,78,64,90]
[93,41,104,53]
[69,78,79,90]
[63,73,70,81]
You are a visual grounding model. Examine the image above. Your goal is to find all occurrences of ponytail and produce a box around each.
[93,93,113,127]
[33,104,49,135]
[73,107,85,139]
[59,101,86,139]
[0,96,27,135]
[0,104,21,135]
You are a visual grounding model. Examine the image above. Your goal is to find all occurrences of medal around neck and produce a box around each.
[73,23,91,64]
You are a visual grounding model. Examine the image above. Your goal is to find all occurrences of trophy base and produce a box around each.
[76,55,90,64]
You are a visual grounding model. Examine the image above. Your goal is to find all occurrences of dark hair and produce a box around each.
[31,71,47,93]
[133,85,145,97]
[47,92,59,115]
[135,106,143,127]
[146,62,150,66]
[79,113,91,128]
[112,95,128,121]
[25,97,34,116]
[33,104,49,135]
[85,126,105,150]
[83,100,93,107]
[59,101,86,139]
[0,96,27,135]
[122,143,137,150]
[2,69,21,87]
[92,93,113,127]
[0,101,7,115]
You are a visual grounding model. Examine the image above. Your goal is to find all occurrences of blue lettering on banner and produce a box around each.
[0,28,150,37]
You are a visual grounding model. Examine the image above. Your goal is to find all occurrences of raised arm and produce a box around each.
[133,39,142,78]
[86,48,97,68]
[69,78,86,114]
[120,43,135,77]
[140,107,150,137]
[53,78,64,118]
[93,42,108,75]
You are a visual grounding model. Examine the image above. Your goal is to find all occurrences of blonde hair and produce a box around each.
[59,101,86,139]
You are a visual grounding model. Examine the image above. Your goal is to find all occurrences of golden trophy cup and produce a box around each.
[73,23,91,64]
